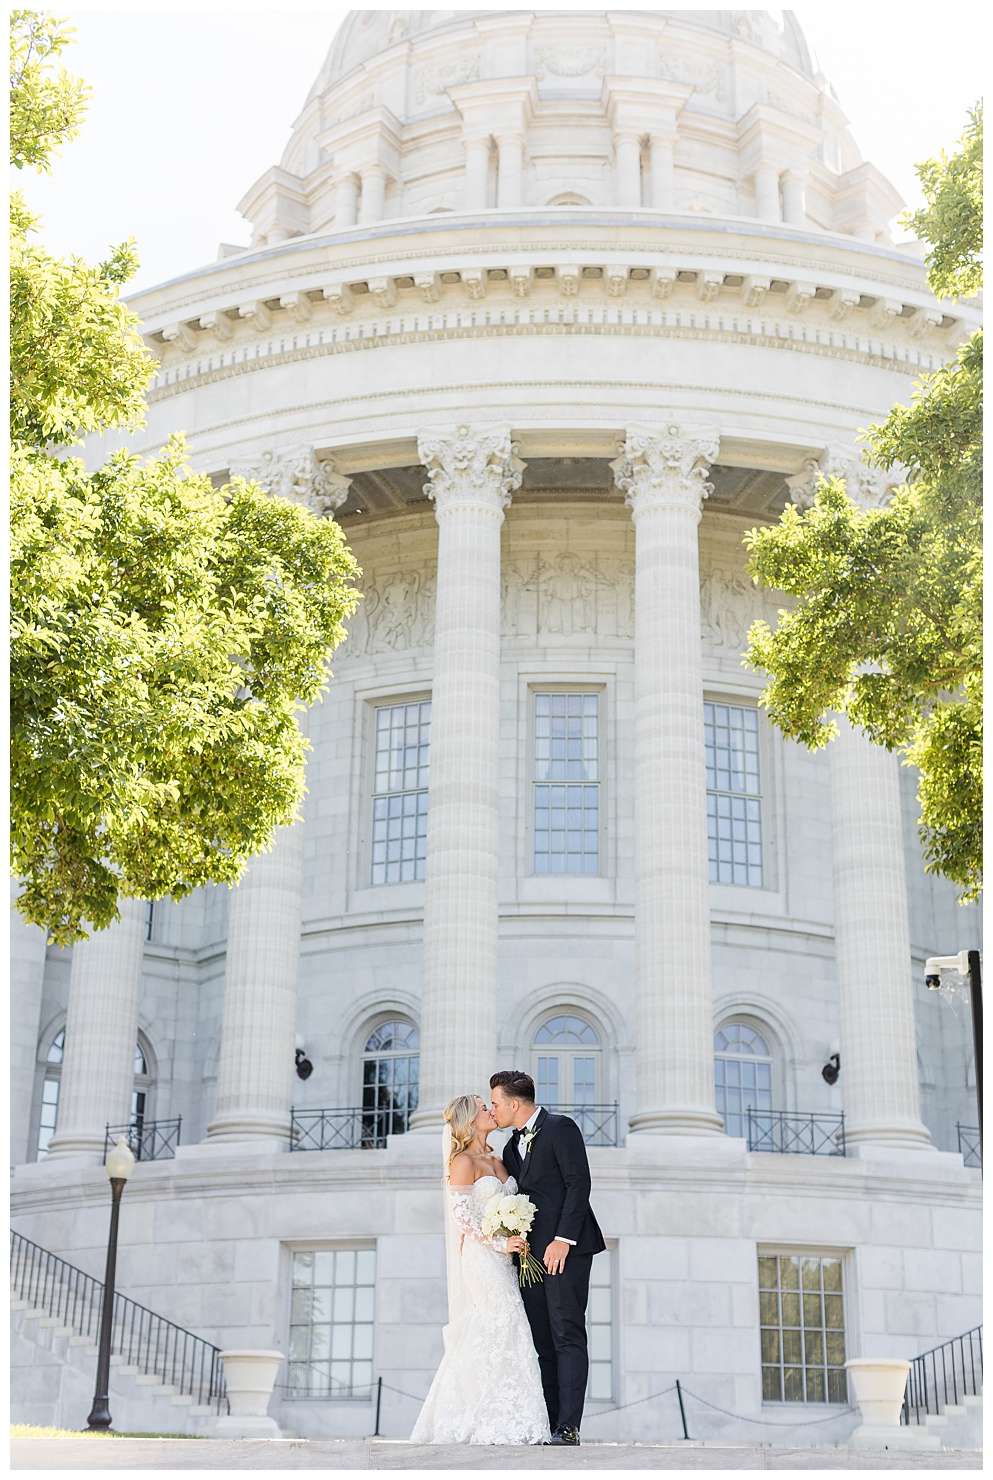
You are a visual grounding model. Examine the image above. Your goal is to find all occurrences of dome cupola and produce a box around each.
[237,8,901,248]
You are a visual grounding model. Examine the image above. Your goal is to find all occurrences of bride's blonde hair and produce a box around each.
[444,1094,488,1166]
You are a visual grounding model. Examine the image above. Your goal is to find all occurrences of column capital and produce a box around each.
[229,446,351,518]
[612,423,720,519]
[787,444,905,513]
[418,424,524,519]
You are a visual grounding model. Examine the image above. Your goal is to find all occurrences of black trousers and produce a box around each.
[520,1252,593,1433]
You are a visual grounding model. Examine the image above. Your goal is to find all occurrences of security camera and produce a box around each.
[295,1048,313,1081]
[925,951,972,989]
[821,1053,840,1086]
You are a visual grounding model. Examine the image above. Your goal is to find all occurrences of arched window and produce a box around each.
[532,1014,601,1110]
[714,1023,774,1139]
[132,1039,152,1136]
[362,1020,419,1143]
[36,1029,64,1158]
[36,1030,155,1160]
[547,193,592,207]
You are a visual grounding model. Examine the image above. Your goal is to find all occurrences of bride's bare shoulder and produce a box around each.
[449,1150,475,1187]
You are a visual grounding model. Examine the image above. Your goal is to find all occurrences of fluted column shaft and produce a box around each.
[206,820,304,1143]
[335,175,359,229]
[411,425,523,1124]
[613,426,723,1135]
[46,899,146,1159]
[464,136,490,211]
[496,134,524,208]
[754,164,781,222]
[615,131,643,207]
[830,717,932,1149]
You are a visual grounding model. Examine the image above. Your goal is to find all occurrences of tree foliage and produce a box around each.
[744,106,982,902]
[9,13,360,944]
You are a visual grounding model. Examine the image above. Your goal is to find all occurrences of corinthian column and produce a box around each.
[46,899,146,1159]
[612,425,724,1135]
[205,819,304,1144]
[410,425,523,1126]
[830,722,933,1151]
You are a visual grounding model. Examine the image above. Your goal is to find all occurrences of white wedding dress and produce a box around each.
[410,1174,551,1445]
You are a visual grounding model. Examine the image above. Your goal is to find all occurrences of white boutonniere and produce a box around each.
[521,1126,541,1155]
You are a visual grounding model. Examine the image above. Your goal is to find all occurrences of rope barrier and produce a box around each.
[583,1384,677,1417]
[678,1386,859,1428]
[281,1375,859,1436]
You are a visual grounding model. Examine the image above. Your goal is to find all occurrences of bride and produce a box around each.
[410,1094,551,1446]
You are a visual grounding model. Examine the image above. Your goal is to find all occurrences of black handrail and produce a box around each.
[103,1117,182,1163]
[901,1325,983,1425]
[10,1230,227,1412]
[746,1108,846,1156]
[290,1103,619,1150]
[957,1123,981,1169]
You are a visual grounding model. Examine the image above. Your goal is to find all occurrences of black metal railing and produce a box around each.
[103,1116,182,1163]
[746,1108,846,1157]
[957,1124,981,1168]
[547,1104,619,1147]
[10,1230,226,1411]
[290,1105,412,1151]
[290,1103,620,1151]
[902,1325,983,1425]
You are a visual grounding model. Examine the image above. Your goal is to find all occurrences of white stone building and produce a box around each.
[11,8,982,1444]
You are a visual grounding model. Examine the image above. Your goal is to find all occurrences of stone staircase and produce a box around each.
[10,1231,227,1435]
[905,1390,983,1451]
[10,1298,222,1433]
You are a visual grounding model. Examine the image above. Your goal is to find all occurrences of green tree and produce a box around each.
[10,13,360,945]
[744,106,982,902]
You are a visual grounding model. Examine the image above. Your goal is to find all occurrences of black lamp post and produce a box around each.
[87,1135,136,1431]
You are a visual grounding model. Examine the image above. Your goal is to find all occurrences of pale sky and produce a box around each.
[17,3,985,295]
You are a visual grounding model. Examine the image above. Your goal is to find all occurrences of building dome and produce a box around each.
[238,6,890,248]
[317,10,819,93]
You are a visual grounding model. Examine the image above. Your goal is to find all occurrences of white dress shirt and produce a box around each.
[517,1107,575,1247]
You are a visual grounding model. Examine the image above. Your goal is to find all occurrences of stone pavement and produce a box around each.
[10,1439,982,1470]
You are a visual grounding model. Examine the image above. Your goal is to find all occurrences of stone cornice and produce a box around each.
[145,305,946,410]
[127,213,957,317]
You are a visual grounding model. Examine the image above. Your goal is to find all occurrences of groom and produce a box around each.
[490,1069,606,1447]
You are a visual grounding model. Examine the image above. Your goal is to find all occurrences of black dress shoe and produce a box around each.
[548,1427,581,1445]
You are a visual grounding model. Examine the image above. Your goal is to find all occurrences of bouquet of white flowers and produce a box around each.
[482,1192,544,1287]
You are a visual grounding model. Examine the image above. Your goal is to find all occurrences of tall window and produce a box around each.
[132,1041,151,1133]
[533,1014,600,1109]
[144,901,154,941]
[759,1253,847,1404]
[288,1247,376,1398]
[362,1021,419,1143]
[36,1029,64,1158]
[714,1023,773,1139]
[371,700,430,885]
[533,692,600,875]
[586,1248,614,1401]
[705,702,763,887]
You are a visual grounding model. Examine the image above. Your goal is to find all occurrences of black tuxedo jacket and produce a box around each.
[502,1108,606,1258]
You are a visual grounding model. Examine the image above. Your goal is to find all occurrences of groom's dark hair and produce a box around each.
[490,1069,535,1104]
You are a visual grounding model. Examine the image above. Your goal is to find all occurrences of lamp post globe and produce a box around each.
[86,1136,136,1431]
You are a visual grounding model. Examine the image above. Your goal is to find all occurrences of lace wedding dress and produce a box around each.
[410,1175,550,1445]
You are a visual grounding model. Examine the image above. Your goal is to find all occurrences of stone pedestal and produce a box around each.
[205,821,304,1145]
[411,426,523,1126]
[613,425,723,1136]
[830,719,932,1151]
[46,899,146,1160]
